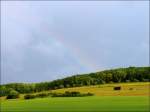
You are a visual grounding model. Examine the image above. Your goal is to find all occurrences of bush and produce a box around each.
[63,91,81,97]
[51,93,62,97]
[36,93,50,98]
[85,92,94,96]
[125,80,130,82]
[24,92,52,99]
[129,88,133,90]
[113,86,121,90]
[142,79,149,82]
[51,91,94,97]
[133,79,139,82]
[6,90,19,99]
[109,81,114,84]
[58,85,64,89]
[100,80,106,84]
[24,94,36,99]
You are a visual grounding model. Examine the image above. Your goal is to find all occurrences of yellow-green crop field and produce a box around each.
[1,82,149,112]
[52,82,150,96]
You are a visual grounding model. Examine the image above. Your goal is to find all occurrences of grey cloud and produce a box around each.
[1,1,149,83]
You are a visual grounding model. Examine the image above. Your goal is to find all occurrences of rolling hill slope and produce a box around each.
[0,66,149,97]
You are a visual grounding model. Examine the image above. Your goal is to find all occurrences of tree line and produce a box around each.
[0,66,149,96]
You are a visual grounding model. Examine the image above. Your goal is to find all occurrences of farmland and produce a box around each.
[51,82,150,96]
[0,82,149,112]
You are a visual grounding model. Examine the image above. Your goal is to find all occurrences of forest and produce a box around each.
[0,66,149,97]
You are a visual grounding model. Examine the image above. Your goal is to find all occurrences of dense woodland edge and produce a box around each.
[0,66,150,97]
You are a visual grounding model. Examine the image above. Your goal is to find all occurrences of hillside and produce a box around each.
[1,82,149,111]
[0,66,150,96]
[51,82,150,96]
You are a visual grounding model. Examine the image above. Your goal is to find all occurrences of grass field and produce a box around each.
[1,82,149,112]
[1,96,149,112]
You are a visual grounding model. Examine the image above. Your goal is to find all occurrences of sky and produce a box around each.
[1,1,149,84]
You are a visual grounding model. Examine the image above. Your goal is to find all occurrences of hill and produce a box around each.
[0,66,150,96]
[1,82,149,112]
[51,82,149,96]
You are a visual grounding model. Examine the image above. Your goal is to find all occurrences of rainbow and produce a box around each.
[40,24,99,72]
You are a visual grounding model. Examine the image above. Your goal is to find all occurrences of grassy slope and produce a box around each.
[51,82,150,96]
[1,82,149,112]
[1,96,149,112]
[1,82,149,101]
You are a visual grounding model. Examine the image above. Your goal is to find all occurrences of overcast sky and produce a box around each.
[1,1,149,84]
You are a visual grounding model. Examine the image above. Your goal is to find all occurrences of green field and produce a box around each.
[1,96,149,112]
[1,82,149,112]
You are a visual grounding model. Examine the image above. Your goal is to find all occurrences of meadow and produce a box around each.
[0,82,149,112]
[51,82,150,96]
[1,96,149,112]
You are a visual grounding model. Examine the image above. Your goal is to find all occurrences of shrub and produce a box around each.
[85,92,94,96]
[51,93,62,97]
[36,93,50,98]
[109,81,114,84]
[66,84,70,88]
[126,80,130,82]
[70,91,80,97]
[6,90,19,99]
[24,92,52,99]
[142,79,149,82]
[63,91,81,97]
[133,79,139,82]
[58,85,64,89]
[129,88,133,90]
[24,94,36,99]
[51,91,94,97]
[113,86,121,90]
[100,80,106,84]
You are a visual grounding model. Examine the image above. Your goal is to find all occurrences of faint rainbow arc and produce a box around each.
[42,25,97,72]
